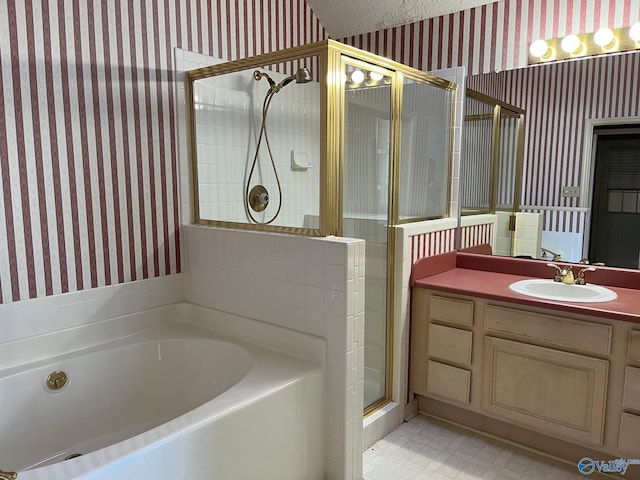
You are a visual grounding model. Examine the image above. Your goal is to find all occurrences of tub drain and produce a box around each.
[65,453,83,461]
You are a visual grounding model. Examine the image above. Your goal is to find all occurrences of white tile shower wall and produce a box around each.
[176,49,320,228]
[182,225,365,480]
[0,274,184,345]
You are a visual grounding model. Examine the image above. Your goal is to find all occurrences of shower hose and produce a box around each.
[245,86,283,224]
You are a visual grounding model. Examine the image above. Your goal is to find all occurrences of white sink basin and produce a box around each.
[509,279,617,303]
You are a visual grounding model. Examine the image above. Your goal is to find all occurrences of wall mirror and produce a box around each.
[463,51,640,269]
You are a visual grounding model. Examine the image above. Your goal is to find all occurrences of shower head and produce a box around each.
[278,67,312,88]
[254,67,312,94]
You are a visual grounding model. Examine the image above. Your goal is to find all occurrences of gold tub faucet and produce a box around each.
[0,470,17,480]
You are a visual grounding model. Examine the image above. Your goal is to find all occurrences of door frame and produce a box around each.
[579,116,640,258]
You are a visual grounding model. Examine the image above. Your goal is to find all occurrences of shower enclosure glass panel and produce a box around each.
[497,111,521,211]
[461,96,494,214]
[342,60,393,409]
[191,58,321,230]
[399,78,453,221]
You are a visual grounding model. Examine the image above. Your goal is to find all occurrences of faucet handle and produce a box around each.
[576,267,596,285]
[547,263,563,282]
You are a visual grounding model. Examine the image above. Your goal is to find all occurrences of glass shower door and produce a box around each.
[342,59,393,409]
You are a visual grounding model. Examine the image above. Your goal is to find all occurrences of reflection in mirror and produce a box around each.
[589,128,640,268]
[461,95,493,214]
[466,51,640,269]
[460,89,525,257]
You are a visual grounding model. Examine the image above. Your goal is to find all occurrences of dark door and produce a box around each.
[589,133,640,268]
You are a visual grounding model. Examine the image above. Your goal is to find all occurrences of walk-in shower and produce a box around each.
[246,67,312,224]
[186,40,456,413]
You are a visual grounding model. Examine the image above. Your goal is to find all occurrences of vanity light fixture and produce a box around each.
[561,34,582,54]
[350,69,365,84]
[529,39,549,57]
[528,23,640,65]
[593,27,615,48]
[630,22,640,42]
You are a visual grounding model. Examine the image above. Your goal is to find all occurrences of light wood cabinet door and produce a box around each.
[427,323,473,366]
[426,360,471,404]
[619,412,640,456]
[628,330,640,360]
[429,295,474,326]
[483,336,609,445]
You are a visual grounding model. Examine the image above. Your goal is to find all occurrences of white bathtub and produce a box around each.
[0,304,326,480]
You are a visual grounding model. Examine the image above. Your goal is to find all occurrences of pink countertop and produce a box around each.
[411,252,640,323]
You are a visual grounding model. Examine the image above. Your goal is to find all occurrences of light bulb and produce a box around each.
[350,70,364,84]
[561,34,581,53]
[369,71,384,81]
[529,39,549,58]
[594,27,614,47]
[630,22,640,42]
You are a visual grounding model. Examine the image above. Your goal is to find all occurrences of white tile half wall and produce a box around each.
[182,225,365,480]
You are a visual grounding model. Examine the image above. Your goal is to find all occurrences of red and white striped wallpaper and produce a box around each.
[409,223,494,265]
[341,0,640,76]
[0,0,326,303]
[460,223,494,251]
[472,51,640,233]
[409,229,456,264]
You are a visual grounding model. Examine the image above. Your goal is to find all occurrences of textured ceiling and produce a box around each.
[307,0,499,38]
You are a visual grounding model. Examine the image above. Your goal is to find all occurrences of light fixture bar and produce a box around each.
[528,24,640,65]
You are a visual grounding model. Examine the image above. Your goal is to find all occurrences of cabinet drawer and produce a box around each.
[628,330,640,360]
[427,323,472,365]
[623,366,640,411]
[619,412,640,456]
[429,295,473,326]
[483,336,608,445]
[426,360,470,404]
[484,305,611,355]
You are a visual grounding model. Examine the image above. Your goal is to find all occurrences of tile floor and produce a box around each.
[363,415,611,480]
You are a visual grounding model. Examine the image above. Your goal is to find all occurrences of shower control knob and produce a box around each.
[248,184,270,213]
[257,192,269,205]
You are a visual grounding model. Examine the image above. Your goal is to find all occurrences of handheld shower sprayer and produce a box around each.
[245,67,312,225]
[253,67,312,93]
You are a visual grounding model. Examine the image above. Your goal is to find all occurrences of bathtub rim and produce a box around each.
[3,309,326,479]
[0,302,326,371]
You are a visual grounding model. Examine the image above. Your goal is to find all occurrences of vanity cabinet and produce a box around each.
[410,288,639,460]
[483,336,608,445]
[620,331,640,456]
[410,295,474,404]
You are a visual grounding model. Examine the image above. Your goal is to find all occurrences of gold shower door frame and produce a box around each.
[186,39,458,413]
